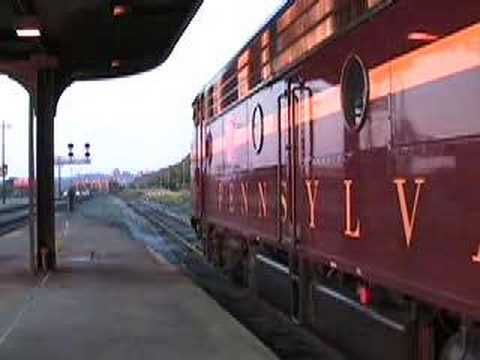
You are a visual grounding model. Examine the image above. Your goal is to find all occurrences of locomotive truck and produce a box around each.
[190,1,480,358]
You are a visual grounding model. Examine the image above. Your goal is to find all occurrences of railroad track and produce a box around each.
[0,199,69,237]
[126,199,345,360]
[126,200,203,256]
[0,204,29,236]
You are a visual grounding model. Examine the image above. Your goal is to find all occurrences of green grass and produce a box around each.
[121,188,191,206]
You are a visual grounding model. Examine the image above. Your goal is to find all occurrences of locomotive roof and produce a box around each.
[196,0,293,96]
[193,0,394,123]
[0,0,203,81]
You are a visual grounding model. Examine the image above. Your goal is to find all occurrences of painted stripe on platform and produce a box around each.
[0,272,51,348]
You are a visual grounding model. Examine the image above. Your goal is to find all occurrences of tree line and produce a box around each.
[134,154,191,191]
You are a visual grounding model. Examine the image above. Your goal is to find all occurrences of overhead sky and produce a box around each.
[0,0,285,178]
[59,0,286,177]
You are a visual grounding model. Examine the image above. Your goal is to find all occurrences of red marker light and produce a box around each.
[358,285,373,306]
[113,5,130,17]
[408,32,439,42]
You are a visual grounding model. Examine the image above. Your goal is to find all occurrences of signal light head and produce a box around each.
[16,29,41,38]
[408,32,438,42]
[113,5,130,17]
[16,17,42,38]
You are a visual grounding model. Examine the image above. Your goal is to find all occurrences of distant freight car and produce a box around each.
[190,1,480,359]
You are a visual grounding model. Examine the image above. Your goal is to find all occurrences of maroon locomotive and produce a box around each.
[190,1,480,359]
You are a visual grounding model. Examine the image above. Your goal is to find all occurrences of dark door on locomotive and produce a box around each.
[277,78,315,323]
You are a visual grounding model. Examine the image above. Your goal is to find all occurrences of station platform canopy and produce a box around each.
[0,0,203,273]
[0,0,203,81]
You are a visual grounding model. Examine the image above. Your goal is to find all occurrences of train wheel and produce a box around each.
[416,315,435,360]
[298,257,313,325]
[215,234,224,268]
[223,237,241,282]
[234,240,249,288]
[246,242,257,295]
[205,227,215,264]
[440,327,480,360]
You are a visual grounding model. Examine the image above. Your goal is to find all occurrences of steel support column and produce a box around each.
[28,93,36,273]
[35,70,57,271]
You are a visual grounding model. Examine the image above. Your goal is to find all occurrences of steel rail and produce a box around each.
[127,202,203,257]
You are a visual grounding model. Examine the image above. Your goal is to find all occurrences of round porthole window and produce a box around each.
[341,55,369,131]
[251,104,264,154]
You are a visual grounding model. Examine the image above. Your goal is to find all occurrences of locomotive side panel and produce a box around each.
[191,126,200,219]
[207,83,288,244]
[244,83,286,243]
[203,116,224,223]
[291,0,480,317]
[389,1,480,314]
[213,104,253,232]
[192,0,480,357]
[292,0,395,278]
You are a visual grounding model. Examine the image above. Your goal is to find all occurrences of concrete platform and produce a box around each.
[0,211,278,359]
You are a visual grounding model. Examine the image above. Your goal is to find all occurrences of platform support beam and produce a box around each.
[28,92,36,273]
[35,69,70,272]
[36,69,57,271]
